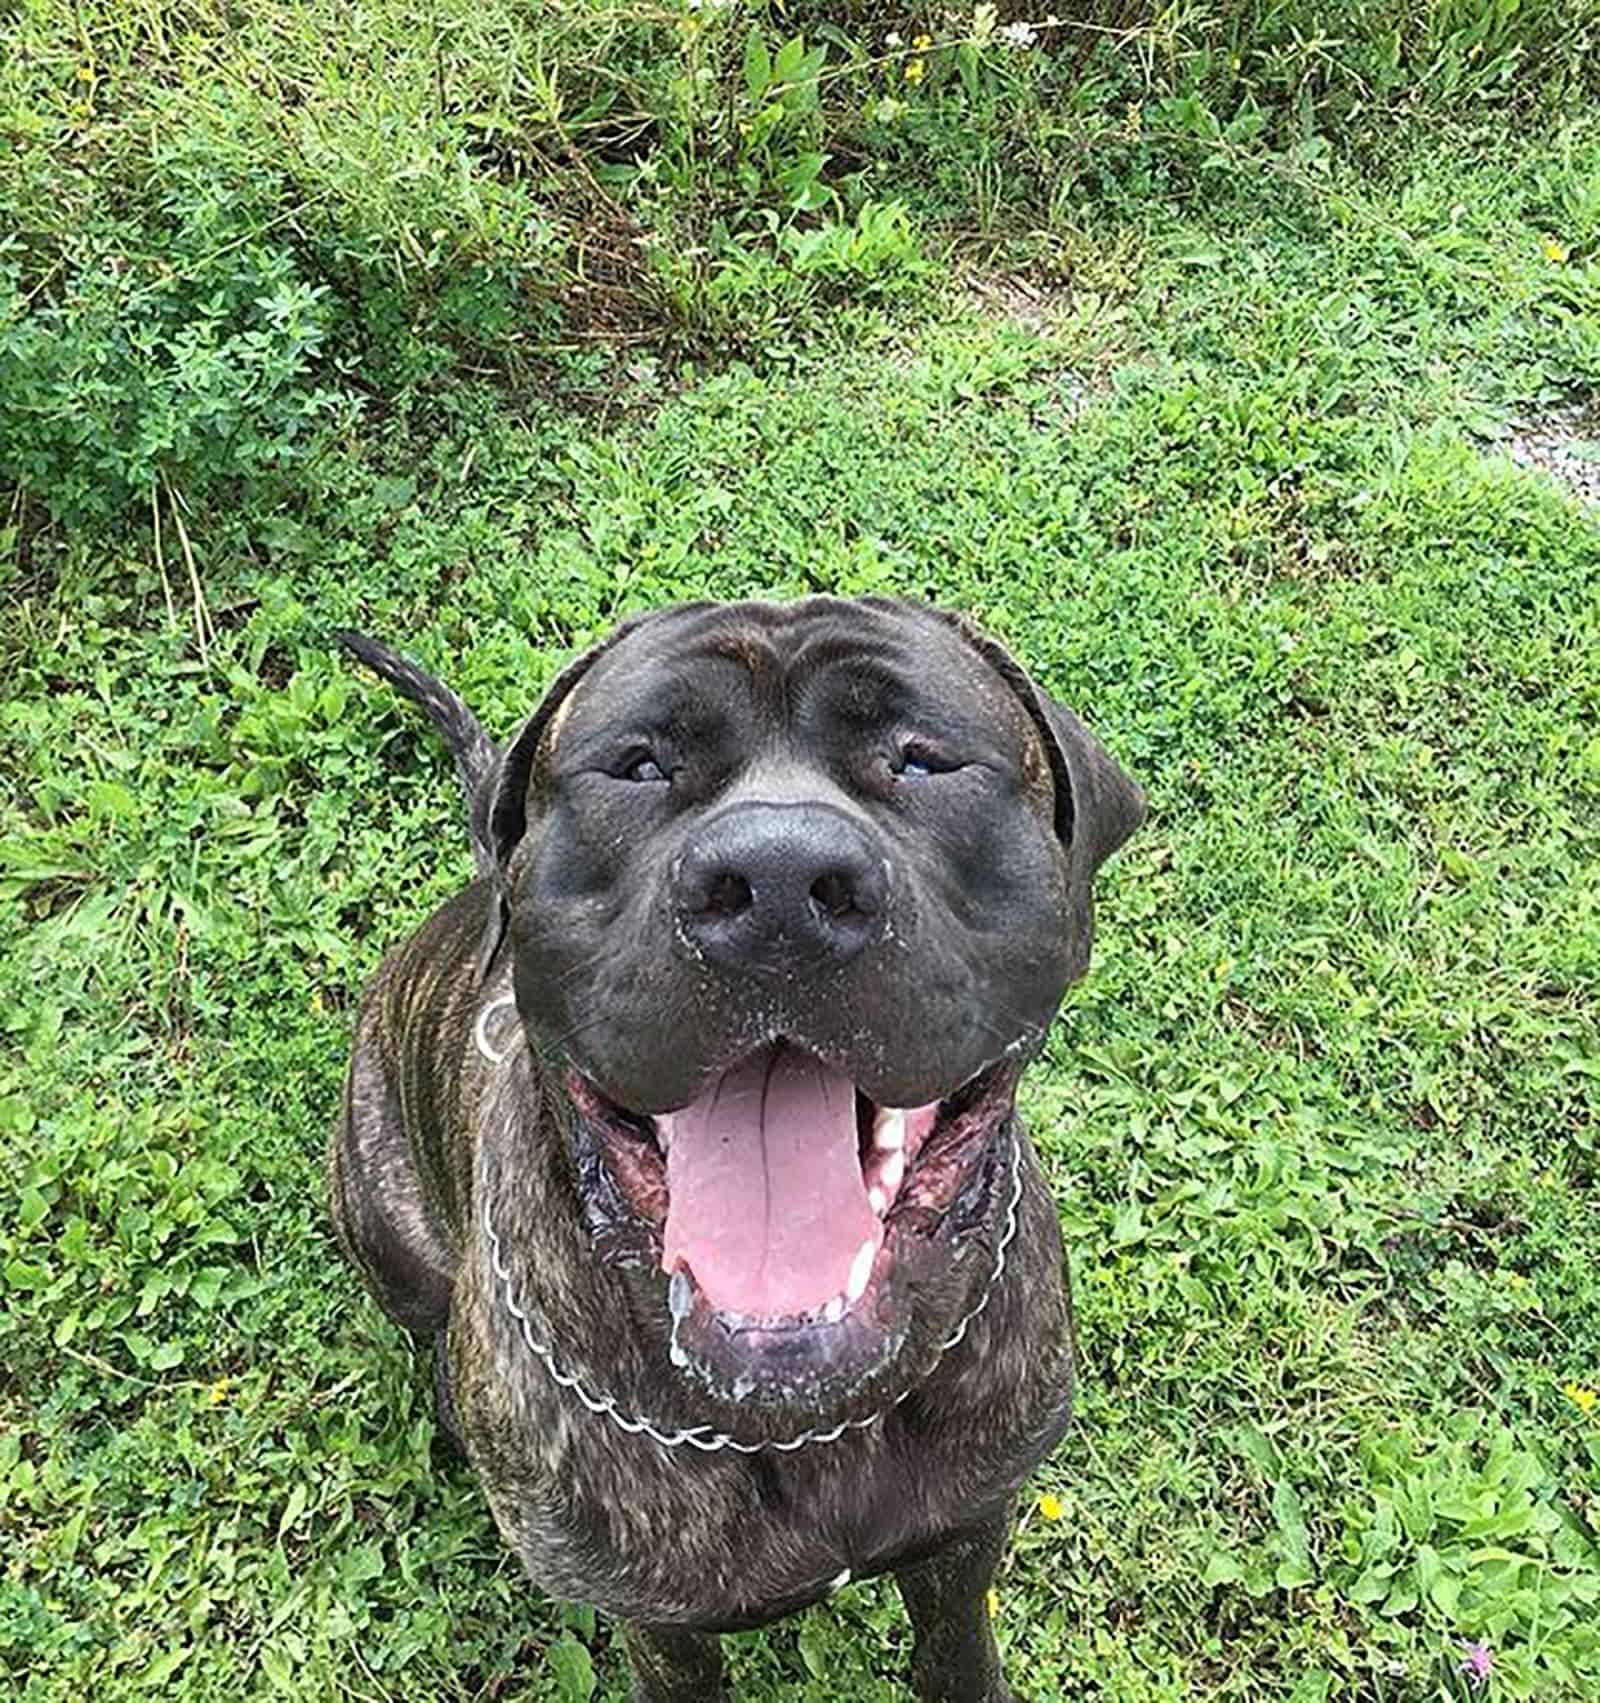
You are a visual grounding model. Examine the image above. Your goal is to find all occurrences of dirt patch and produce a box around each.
[1503,399,1600,508]
[962,269,1071,334]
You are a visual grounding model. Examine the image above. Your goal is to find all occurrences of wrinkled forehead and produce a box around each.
[555,598,1040,749]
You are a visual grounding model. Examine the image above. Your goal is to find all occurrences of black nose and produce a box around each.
[674,803,888,974]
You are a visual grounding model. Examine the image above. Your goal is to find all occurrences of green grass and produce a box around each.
[4,5,1600,1698]
[4,0,1598,529]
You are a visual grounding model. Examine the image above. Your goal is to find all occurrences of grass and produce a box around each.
[3,4,1600,1699]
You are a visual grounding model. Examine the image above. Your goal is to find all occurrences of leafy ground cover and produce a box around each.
[3,5,1600,1700]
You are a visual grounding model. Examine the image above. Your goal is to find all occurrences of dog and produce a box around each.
[329,597,1143,1701]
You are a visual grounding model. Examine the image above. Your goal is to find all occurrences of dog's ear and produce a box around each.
[480,648,605,870]
[943,612,1144,969]
[475,611,673,978]
[1030,686,1146,878]
[471,642,608,978]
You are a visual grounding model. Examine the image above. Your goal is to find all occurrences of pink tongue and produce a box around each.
[659,1045,881,1318]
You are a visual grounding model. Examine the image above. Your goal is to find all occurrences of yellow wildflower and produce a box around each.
[903,57,925,85]
[1542,236,1568,265]
[1037,1492,1064,1520]
[913,35,933,50]
[207,1377,233,1406]
[1563,1381,1598,1414]
[986,1587,999,1618]
[77,64,95,83]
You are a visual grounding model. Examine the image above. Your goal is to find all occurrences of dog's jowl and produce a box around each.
[329,598,1143,1702]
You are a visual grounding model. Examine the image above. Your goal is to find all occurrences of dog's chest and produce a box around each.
[491,1408,1028,1629]
[457,1147,1074,1628]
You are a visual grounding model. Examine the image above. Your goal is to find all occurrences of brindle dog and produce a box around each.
[329,597,1143,1701]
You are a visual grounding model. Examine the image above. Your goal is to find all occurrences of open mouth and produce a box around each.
[566,1040,1018,1396]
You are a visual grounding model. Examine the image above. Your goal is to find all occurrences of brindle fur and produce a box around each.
[329,598,1141,1702]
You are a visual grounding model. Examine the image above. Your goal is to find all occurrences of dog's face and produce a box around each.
[485,598,1141,1425]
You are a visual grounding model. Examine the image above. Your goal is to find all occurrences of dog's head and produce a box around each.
[483,598,1142,1426]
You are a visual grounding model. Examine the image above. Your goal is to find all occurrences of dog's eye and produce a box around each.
[619,752,669,784]
[893,743,960,779]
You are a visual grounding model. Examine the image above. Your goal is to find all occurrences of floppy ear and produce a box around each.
[1032,689,1146,878]
[482,649,606,873]
[942,612,1145,971]
[473,634,621,979]
[474,607,690,977]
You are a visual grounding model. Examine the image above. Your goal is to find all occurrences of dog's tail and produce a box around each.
[336,630,499,873]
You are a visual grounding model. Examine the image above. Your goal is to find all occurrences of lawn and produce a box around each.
[2,4,1599,1699]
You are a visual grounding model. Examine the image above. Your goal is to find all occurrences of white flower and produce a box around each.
[886,31,902,48]
[999,21,1038,49]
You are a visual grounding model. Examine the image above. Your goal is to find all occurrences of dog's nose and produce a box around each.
[675,803,888,974]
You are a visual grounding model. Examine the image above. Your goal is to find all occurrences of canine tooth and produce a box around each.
[668,1268,692,1321]
[867,1185,888,1216]
[845,1239,875,1303]
[880,1148,905,1195]
[669,1338,690,1369]
[873,1107,906,1151]
[823,1293,846,1323]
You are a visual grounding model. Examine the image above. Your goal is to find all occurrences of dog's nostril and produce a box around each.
[809,871,863,922]
[702,872,753,918]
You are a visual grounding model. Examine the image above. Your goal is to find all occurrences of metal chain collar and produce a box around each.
[477,989,1024,1456]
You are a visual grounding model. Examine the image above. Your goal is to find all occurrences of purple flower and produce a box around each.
[1458,1640,1493,1688]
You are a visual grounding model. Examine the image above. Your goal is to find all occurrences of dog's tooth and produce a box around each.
[872,1107,906,1151]
[867,1184,888,1217]
[880,1148,905,1195]
[823,1293,846,1324]
[845,1239,875,1303]
[669,1337,690,1369]
[654,1114,673,1154]
[668,1268,692,1322]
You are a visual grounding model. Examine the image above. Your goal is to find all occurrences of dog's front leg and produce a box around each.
[894,1510,1015,1703]
[619,1620,726,1703]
